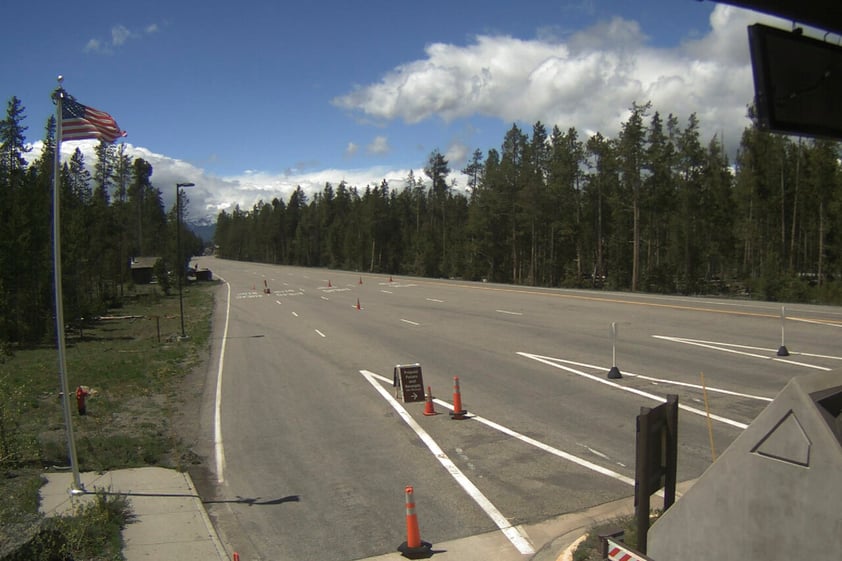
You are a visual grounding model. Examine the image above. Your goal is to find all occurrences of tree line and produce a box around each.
[0,96,202,345]
[215,101,842,303]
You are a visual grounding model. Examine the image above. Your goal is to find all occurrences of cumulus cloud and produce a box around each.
[367,136,390,154]
[333,5,791,149]
[345,142,359,157]
[26,140,431,223]
[111,25,132,46]
[84,21,164,54]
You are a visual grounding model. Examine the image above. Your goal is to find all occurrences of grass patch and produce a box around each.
[0,280,217,559]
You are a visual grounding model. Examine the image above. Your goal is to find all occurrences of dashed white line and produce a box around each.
[426,298,444,303]
[496,309,523,316]
[401,319,420,326]
[292,312,299,317]
[315,329,326,338]
[360,370,535,555]
[381,290,393,294]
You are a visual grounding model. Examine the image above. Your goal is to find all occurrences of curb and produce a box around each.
[182,470,230,561]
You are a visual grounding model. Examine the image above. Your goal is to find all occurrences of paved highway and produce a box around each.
[190,258,842,561]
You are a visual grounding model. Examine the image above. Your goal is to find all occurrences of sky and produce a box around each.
[2,1,799,223]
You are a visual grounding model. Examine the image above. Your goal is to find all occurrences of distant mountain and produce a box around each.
[189,219,216,244]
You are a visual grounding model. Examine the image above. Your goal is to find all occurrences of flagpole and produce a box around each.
[52,75,83,494]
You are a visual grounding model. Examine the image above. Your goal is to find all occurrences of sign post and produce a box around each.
[635,394,678,554]
[393,364,425,403]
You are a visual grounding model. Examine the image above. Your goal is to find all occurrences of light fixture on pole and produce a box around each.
[176,182,195,340]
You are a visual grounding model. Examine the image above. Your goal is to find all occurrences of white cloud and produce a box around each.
[345,142,358,157]
[26,140,438,223]
[367,136,390,154]
[84,21,165,53]
[111,25,132,46]
[83,39,103,54]
[333,5,793,153]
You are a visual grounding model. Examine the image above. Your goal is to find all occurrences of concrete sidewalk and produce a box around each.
[40,466,687,561]
[40,467,228,561]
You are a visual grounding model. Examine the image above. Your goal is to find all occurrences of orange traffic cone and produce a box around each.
[450,377,467,420]
[359,276,363,285]
[389,275,393,282]
[263,280,270,294]
[328,280,332,287]
[356,298,361,310]
[233,553,240,561]
[423,386,437,416]
[398,486,432,558]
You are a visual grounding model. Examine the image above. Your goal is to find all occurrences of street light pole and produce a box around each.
[176,182,195,340]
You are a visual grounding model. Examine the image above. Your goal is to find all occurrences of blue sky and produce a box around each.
[4,1,793,222]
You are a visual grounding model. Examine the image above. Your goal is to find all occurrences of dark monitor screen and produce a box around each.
[748,23,842,139]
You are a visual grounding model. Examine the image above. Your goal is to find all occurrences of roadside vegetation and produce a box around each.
[0,282,215,561]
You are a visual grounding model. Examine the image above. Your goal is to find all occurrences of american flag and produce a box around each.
[61,95,126,143]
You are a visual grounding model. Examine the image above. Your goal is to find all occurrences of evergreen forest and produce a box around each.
[3,95,842,346]
[0,96,202,345]
[215,102,842,304]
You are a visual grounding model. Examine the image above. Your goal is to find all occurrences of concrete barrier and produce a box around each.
[648,369,842,560]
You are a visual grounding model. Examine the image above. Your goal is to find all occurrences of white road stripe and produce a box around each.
[275,300,282,305]
[213,275,231,484]
[655,334,842,361]
[401,319,420,326]
[360,370,535,555]
[381,290,393,294]
[539,355,772,402]
[426,298,444,303]
[654,335,831,371]
[315,329,326,338]
[292,312,298,317]
[789,316,842,329]
[495,309,523,316]
[518,353,749,429]
[363,370,656,496]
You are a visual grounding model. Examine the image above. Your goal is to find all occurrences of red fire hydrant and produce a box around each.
[76,385,90,415]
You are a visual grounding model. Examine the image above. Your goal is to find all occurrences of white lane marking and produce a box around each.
[364,371,654,497]
[538,355,772,402]
[381,290,393,294]
[360,370,535,555]
[315,329,326,338]
[401,319,420,326]
[426,298,444,303]
[213,275,231,484]
[275,300,282,305]
[496,309,523,316]
[578,444,610,460]
[654,335,832,371]
[321,296,329,301]
[292,312,299,317]
[518,352,749,430]
[789,316,842,329]
[656,335,842,361]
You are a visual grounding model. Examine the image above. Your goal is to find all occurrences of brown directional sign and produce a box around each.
[394,364,425,403]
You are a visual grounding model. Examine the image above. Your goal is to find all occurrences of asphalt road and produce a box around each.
[189,258,842,561]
